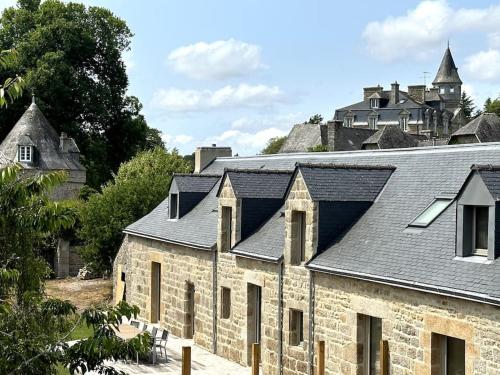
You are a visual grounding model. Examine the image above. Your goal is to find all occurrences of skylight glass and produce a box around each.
[410,198,453,227]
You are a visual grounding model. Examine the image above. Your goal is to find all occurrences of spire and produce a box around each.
[433,45,462,85]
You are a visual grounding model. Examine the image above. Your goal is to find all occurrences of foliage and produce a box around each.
[0,0,163,188]
[0,164,76,297]
[78,147,192,272]
[307,144,328,152]
[484,97,500,117]
[308,114,323,124]
[0,49,24,107]
[261,136,286,154]
[459,91,475,122]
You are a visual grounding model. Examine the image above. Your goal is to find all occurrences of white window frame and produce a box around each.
[449,87,455,94]
[19,145,32,162]
[440,87,445,94]
[369,99,379,109]
[472,206,489,257]
[344,116,353,128]
[400,116,409,131]
[368,117,378,130]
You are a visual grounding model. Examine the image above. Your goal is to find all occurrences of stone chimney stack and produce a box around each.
[407,85,426,103]
[363,85,383,101]
[194,144,232,173]
[390,82,400,104]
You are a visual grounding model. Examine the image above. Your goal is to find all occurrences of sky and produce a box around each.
[4,0,500,155]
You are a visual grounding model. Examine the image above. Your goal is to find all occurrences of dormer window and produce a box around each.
[18,145,33,162]
[368,116,378,130]
[290,210,306,265]
[399,116,409,132]
[170,193,178,219]
[440,87,445,94]
[471,206,488,256]
[370,98,379,109]
[449,87,455,94]
[344,116,353,128]
[221,206,232,252]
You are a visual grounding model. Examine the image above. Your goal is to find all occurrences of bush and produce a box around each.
[78,147,192,272]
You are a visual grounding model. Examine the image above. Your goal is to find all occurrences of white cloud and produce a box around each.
[465,49,500,81]
[152,84,285,112]
[167,39,266,80]
[207,127,288,150]
[161,133,194,146]
[363,0,500,61]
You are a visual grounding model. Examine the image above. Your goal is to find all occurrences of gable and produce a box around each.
[458,172,494,206]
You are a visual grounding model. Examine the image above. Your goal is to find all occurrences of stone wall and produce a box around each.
[113,234,215,351]
[313,272,500,375]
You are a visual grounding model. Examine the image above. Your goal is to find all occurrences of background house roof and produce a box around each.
[449,113,500,143]
[362,126,419,149]
[0,102,84,171]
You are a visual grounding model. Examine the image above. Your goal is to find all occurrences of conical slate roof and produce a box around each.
[433,47,462,85]
[0,101,84,170]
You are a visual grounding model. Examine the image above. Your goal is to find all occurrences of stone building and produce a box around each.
[333,46,465,138]
[114,143,500,374]
[0,98,86,276]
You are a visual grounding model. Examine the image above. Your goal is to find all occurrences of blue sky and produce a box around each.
[7,0,500,155]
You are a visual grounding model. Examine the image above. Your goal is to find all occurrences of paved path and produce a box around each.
[93,333,261,374]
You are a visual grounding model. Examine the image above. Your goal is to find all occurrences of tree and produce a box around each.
[261,136,286,154]
[459,91,475,122]
[78,147,192,272]
[484,97,493,112]
[0,165,150,374]
[307,144,328,152]
[0,0,162,188]
[485,97,500,117]
[308,114,323,124]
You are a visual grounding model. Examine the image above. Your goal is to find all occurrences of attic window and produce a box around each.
[344,116,353,128]
[370,98,379,109]
[19,145,33,162]
[410,198,453,227]
[170,194,178,219]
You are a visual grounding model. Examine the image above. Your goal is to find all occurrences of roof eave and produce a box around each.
[123,229,214,251]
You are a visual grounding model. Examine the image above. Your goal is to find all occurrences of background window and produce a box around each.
[368,117,377,129]
[221,287,231,319]
[19,146,32,162]
[359,315,382,375]
[289,309,303,346]
[344,117,353,127]
[433,334,465,375]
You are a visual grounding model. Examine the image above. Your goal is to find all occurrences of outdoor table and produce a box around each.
[114,324,158,364]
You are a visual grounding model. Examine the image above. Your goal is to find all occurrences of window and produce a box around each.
[344,116,353,128]
[289,309,303,346]
[410,198,454,227]
[221,206,232,251]
[221,287,231,319]
[369,99,379,109]
[440,87,445,94]
[170,194,178,219]
[368,117,378,129]
[472,206,489,256]
[433,334,465,375]
[19,145,32,162]
[400,116,409,131]
[291,211,306,264]
[449,87,455,94]
[359,315,382,375]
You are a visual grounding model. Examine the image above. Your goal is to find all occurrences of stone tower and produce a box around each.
[432,45,462,110]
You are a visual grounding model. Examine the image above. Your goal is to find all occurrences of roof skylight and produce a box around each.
[410,197,454,227]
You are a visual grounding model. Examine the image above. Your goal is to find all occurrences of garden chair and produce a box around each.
[155,330,169,360]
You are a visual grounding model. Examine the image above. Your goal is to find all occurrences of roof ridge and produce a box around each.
[471,164,500,171]
[296,162,396,170]
[174,173,221,177]
[224,168,293,174]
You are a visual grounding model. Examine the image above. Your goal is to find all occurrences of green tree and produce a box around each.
[485,97,500,117]
[0,165,150,374]
[459,91,475,122]
[307,144,328,152]
[0,0,163,188]
[308,114,323,124]
[484,97,493,112]
[261,136,286,154]
[78,147,192,272]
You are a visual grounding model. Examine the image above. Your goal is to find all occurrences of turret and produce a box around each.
[432,45,462,109]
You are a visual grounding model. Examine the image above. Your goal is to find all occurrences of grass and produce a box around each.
[68,319,94,341]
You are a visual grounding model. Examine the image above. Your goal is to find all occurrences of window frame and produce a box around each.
[170,193,179,219]
[18,145,33,162]
[399,116,409,131]
[440,87,445,94]
[368,116,378,130]
[369,98,379,109]
[291,210,306,265]
[359,315,382,375]
[221,206,233,252]
[289,309,304,346]
[409,196,454,228]
[434,334,465,375]
[344,116,353,128]
[221,287,231,319]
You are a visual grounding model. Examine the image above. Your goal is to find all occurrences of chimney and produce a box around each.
[408,85,426,103]
[59,132,69,153]
[363,85,383,101]
[390,82,399,104]
[194,144,232,173]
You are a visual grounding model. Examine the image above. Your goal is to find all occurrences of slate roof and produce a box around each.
[362,126,419,149]
[231,208,285,261]
[295,164,394,202]
[0,102,84,170]
[433,46,462,84]
[125,180,221,249]
[449,113,500,143]
[219,169,293,199]
[280,123,323,153]
[473,165,500,200]
[172,174,220,193]
[336,91,428,112]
